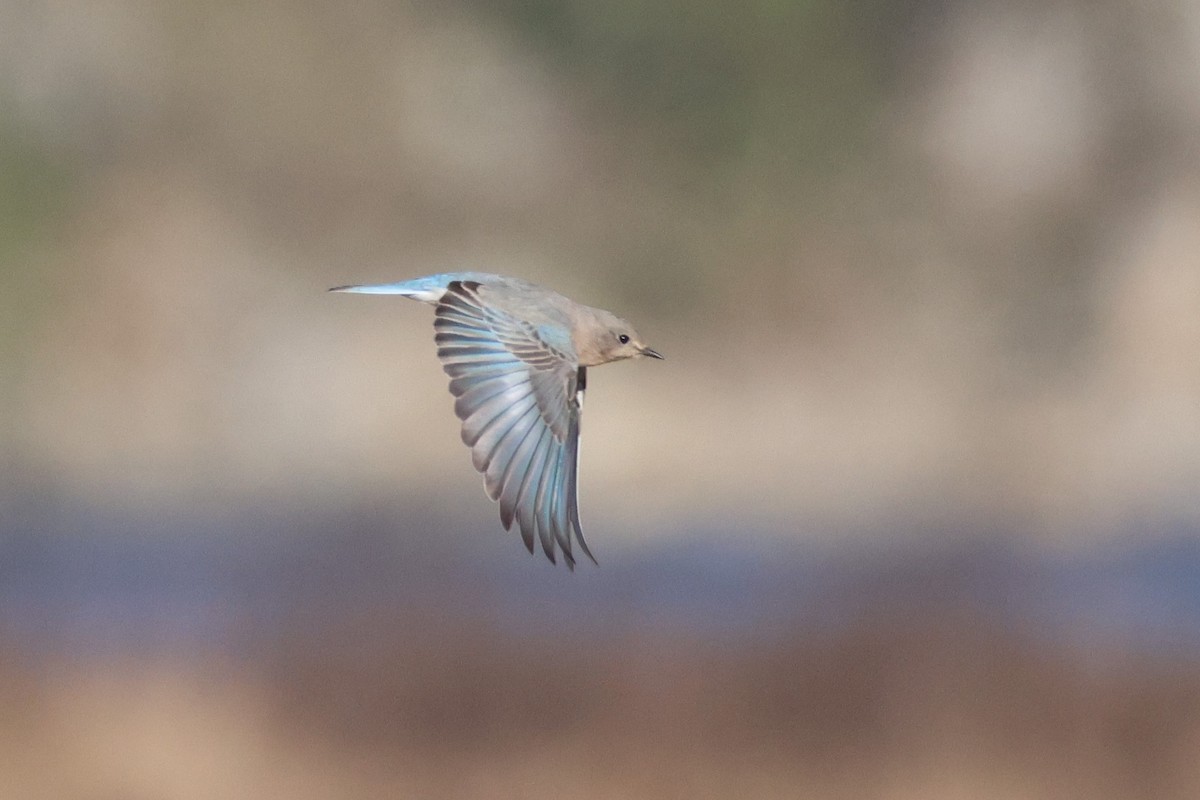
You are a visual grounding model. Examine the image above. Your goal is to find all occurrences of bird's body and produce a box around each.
[331,273,662,568]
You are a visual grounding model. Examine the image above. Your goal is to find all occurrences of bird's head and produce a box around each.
[579,308,664,366]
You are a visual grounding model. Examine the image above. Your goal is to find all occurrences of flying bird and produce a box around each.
[331,273,664,569]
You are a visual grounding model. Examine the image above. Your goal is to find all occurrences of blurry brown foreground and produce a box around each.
[4,611,1199,800]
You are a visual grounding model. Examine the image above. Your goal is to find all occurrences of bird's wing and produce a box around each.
[434,281,594,567]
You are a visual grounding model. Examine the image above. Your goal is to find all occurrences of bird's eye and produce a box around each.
[618,334,630,344]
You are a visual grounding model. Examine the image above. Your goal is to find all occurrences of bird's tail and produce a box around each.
[328,282,431,299]
[329,274,497,304]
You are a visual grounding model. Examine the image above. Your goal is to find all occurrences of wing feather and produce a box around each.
[434,281,591,565]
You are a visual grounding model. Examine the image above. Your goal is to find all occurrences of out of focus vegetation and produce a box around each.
[3,0,1198,534]
[1,0,1199,797]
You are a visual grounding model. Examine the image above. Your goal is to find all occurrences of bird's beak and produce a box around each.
[640,346,665,360]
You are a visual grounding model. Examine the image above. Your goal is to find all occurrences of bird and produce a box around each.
[330,273,663,569]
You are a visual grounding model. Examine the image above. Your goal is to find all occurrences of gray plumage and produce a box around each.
[331,273,663,569]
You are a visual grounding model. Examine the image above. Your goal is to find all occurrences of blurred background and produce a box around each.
[2,0,1200,797]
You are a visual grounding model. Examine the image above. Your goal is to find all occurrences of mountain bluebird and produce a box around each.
[331,273,663,568]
